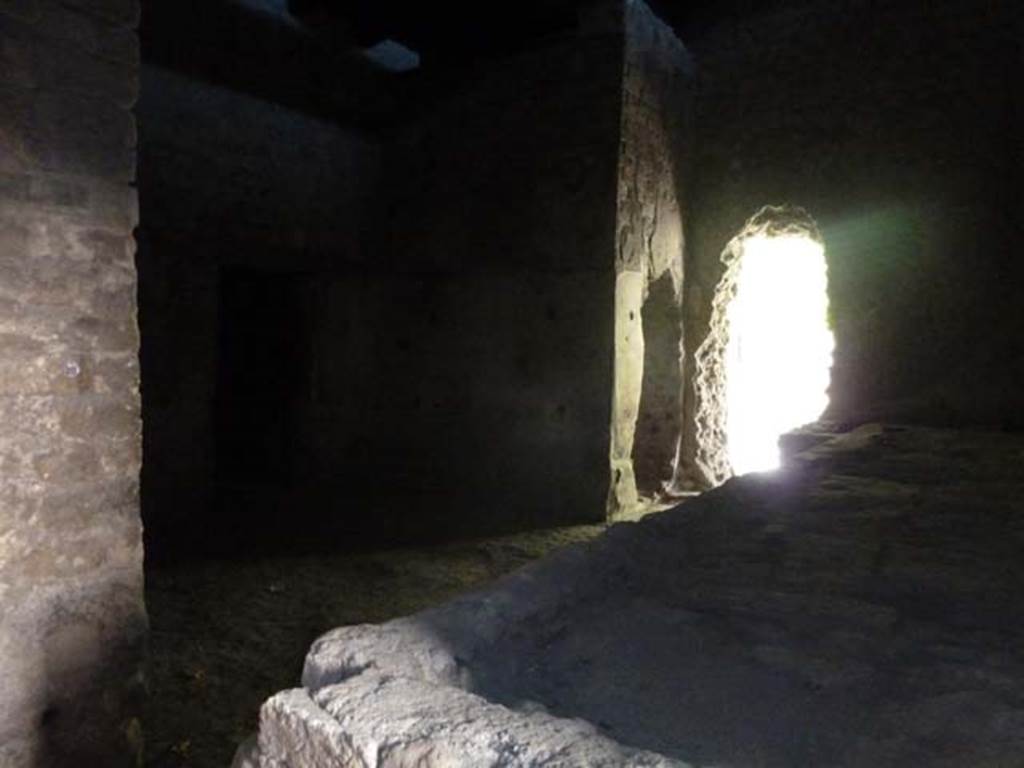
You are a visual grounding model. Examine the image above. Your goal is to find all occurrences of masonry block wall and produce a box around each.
[0,0,145,765]
[681,0,1022,448]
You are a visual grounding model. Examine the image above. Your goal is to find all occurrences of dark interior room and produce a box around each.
[1,0,1022,765]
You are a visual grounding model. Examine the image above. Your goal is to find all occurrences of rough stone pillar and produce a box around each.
[608,0,692,517]
[0,1,146,765]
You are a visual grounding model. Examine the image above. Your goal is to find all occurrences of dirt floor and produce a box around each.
[143,525,604,768]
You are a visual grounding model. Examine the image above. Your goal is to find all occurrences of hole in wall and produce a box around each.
[690,205,834,486]
[724,231,833,474]
[216,269,316,487]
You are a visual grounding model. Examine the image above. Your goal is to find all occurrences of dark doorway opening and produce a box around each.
[216,270,316,486]
[213,270,318,553]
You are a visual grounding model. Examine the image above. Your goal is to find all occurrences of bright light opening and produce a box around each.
[724,233,834,474]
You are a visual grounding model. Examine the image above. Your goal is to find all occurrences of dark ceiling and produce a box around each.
[286,0,791,64]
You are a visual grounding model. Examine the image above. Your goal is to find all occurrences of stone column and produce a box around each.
[0,0,145,765]
[608,0,692,516]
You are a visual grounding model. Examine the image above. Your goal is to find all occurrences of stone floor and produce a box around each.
[239,424,1024,767]
[144,526,604,767]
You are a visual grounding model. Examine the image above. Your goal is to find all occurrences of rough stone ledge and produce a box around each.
[301,537,605,693]
[238,424,1024,766]
[232,513,663,766]
[237,677,689,768]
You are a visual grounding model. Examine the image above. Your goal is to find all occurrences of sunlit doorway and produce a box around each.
[724,231,834,474]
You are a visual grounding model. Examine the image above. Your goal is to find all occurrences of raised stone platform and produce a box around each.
[236,425,1024,767]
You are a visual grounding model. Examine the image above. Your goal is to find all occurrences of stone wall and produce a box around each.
[0,0,145,765]
[136,2,633,558]
[680,0,1022,459]
[136,3,383,560]
[139,1,699,553]
[608,0,691,515]
[355,6,627,539]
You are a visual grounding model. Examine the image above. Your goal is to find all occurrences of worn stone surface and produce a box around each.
[0,0,144,765]
[241,425,1024,766]
[609,0,692,516]
[240,678,687,768]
